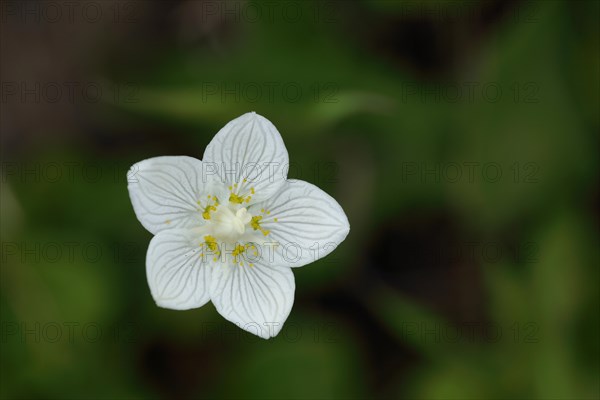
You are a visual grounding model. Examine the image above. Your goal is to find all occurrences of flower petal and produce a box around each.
[146,229,212,310]
[251,179,350,268]
[128,156,210,235]
[202,112,289,205]
[210,261,295,339]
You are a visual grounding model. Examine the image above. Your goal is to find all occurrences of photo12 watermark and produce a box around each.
[400,162,540,184]
[1,161,131,184]
[1,321,137,344]
[399,321,540,344]
[400,81,540,104]
[198,81,339,104]
[0,1,141,24]
[0,81,139,104]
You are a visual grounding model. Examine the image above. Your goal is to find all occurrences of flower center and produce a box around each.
[210,204,252,243]
[196,192,275,266]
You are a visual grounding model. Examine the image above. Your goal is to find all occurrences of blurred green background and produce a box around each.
[1,0,598,399]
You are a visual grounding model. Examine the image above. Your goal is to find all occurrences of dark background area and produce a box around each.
[1,0,599,399]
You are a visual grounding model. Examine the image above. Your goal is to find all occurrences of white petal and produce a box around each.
[128,156,210,235]
[202,112,289,205]
[251,179,350,268]
[210,261,295,339]
[146,229,212,310]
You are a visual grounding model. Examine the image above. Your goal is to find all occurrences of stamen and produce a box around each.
[250,215,270,236]
[200,195,219,219]
[232,244,246,257]
[229,193,245,204]
[232,243,247,266]
[229,187,255,204]
[202,235,220,254]
[202,204,217,219]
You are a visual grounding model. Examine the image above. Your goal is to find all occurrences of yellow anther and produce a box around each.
[203,235,219,253]
[200,195,219,219]
[250,215,270,236]
[250,215,263,229]
[202,204,217,219]
[274,218,278,222]
[229,193,245,204]
[229,191,252,204]
[232,244,246,257]
[232,243,248,265]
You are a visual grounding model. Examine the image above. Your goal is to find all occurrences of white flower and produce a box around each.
[127,112,350,339]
